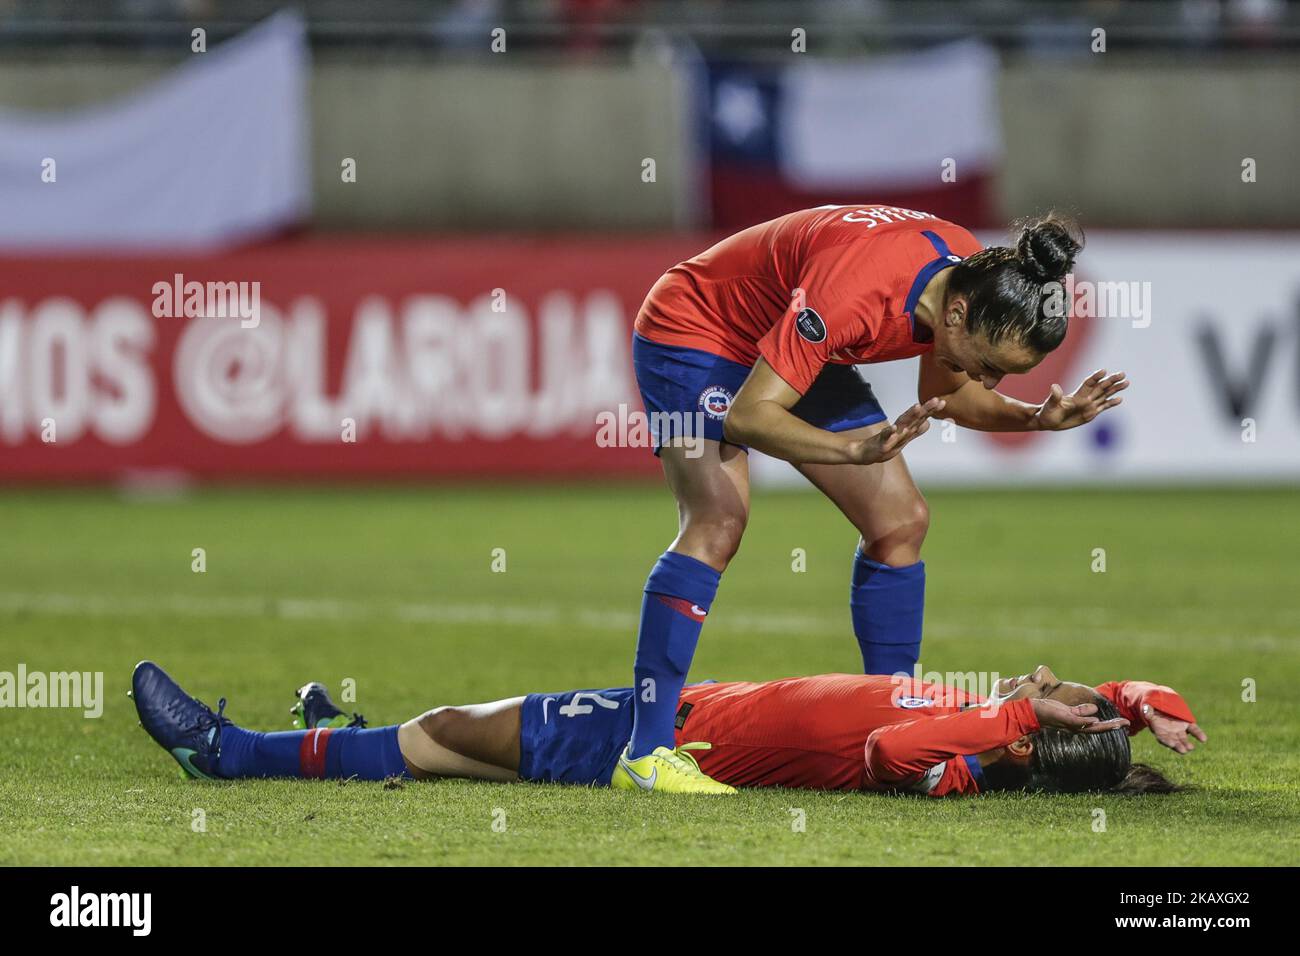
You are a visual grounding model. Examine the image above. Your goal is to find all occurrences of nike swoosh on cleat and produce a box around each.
[171,748,214,781]
[619,757,657,791]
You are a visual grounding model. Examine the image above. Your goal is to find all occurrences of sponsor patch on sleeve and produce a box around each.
[794,307,827,344]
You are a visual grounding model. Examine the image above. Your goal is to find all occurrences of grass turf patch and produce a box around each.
[1,485,1296,866]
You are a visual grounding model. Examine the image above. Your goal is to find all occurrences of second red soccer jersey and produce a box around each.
[671,674,1188,796]
[674,674,1038,797]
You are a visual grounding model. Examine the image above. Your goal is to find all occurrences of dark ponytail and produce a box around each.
[1113,763,1188,795]
[945,213,1085,355]
[981,696,1189,796]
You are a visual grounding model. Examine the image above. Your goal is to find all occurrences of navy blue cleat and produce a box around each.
[290,681,367,730]
[130,661,231,780]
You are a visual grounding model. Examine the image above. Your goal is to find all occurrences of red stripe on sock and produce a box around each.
[299,727,333,778]
[657,594,708,621]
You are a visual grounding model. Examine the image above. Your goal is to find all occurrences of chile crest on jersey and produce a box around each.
[896,696,936,709]
[698,384,734,420]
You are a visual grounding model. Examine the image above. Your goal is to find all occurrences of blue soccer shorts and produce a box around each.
[632,333,887,455]
[518,687,637,786]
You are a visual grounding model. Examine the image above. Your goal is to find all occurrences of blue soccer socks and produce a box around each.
[850,549,925,677]
[628,550,721,758]
[216,724,410,781]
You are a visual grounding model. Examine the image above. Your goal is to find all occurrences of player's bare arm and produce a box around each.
[725,357,946,465]
[918,353,1129,432]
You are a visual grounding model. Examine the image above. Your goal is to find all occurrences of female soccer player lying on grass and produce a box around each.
[132,661,1203,796]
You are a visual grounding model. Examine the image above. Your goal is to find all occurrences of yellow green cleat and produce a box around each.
[610,742,737,794]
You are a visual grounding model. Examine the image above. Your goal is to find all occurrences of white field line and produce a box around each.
[0,591,1292,652]
[0,591,833,637]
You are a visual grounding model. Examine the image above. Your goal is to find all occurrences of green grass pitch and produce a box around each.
[1,484,1296,866]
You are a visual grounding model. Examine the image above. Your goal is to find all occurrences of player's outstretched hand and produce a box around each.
[849,398,945,465]
[1033,369,1129,431]
[1145,706,1207,754]
[1032,698,1131,734]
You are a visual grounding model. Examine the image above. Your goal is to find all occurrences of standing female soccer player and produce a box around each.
[617,204,1129,793]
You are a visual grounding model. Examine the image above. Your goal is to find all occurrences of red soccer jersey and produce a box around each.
[673,674,1039,797]
[635,205,984,395]
[672,675,1193,796]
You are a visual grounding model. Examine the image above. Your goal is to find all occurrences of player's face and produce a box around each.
[987,664,1097,708]
[934,317,1042,390]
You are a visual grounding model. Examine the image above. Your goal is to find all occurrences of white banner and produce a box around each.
[0,11,310,252]
[753,232,1300,486]
[778,41,1002,188]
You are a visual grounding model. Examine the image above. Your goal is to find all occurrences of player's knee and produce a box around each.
[417,706,468,749]
[859,496,929,565]
[906,496,931,545]
[690,511,748,566]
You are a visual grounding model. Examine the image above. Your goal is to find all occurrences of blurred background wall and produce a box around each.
[3,53,1298,230]
[2,2,1297,230]
[0,1,1297,485]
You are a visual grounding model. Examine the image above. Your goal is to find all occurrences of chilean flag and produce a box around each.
[701,41,1002,230]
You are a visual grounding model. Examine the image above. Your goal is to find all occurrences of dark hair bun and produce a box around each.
[1015,214,1084,283]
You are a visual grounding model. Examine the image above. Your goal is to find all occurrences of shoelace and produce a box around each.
[662,742,713,775]
[189,697,229,757]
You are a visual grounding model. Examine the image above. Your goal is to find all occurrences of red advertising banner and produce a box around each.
[0,237,705,480]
